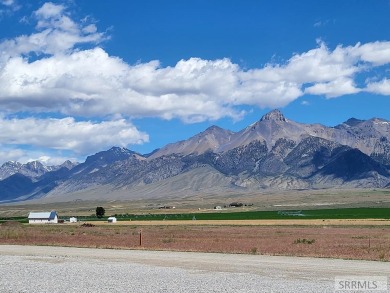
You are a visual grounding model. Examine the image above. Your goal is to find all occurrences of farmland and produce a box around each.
[1,194,389,262]
[92,207,390,221]
[2,207,390,224]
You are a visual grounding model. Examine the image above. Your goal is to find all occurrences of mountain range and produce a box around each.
[1,109,389,203]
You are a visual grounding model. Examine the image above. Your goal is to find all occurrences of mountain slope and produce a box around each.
[0,174,35,202]
[0,110,389,203]
[149,126,234,159]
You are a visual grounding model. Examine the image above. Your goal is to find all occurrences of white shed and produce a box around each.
[69,217,77,223]
[28,211,58,224]
[107,217,117,223]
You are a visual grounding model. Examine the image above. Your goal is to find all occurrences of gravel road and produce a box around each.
[0,245,389,292]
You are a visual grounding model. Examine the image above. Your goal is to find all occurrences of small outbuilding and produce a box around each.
[28,211,58,224]
[107,217,117,223]
[69,217,77,223]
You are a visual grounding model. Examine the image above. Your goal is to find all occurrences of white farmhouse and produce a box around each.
[107,217,117,223]
[69,217,77,223]
[28,211,58,224]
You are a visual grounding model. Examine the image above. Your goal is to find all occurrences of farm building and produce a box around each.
[107,217,117,223]
[28,211,58,224]
[69,217,77,223]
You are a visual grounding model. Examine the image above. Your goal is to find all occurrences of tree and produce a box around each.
[96,206,105,218]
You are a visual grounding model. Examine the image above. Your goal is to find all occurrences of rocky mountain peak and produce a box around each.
[200,125,233,138]
[60,160,78,170]
[85,146,136,165]
[342,118,365,127]
[1,161,22,168]
[25,160,45,171]
[148,125,234,159]
[260,109,286,122]
[108,146,134,155]
[204,125,223,133]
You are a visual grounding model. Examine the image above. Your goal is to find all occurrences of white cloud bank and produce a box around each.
[0,2,389,164]
[1,43,389,120]
[0,116,148,153]
[366,79,390,95]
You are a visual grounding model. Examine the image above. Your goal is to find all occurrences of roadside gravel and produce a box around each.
[0,245,389,292]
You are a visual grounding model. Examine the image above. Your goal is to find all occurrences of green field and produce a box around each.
[118,207,390,221]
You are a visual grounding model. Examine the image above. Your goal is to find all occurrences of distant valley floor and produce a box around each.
[1,188,390,218]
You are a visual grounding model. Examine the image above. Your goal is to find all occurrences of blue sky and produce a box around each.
[0,0,389,164]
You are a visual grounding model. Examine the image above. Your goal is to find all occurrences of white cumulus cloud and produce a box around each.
[366,78,390,95]
[0,116,149,155]
[2,35,388,122]
[305,77,361,98]
[0,2,105,59]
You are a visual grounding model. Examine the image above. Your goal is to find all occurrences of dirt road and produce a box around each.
[0,245,388,292]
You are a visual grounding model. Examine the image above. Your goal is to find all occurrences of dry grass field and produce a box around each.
[1,220,389,262]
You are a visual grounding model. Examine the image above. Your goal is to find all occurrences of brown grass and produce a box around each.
[1,222,389,261]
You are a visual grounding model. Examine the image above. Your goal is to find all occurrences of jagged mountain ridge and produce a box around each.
[151,110,390,165]
[0,160,78,181]
[0,110,389,203]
